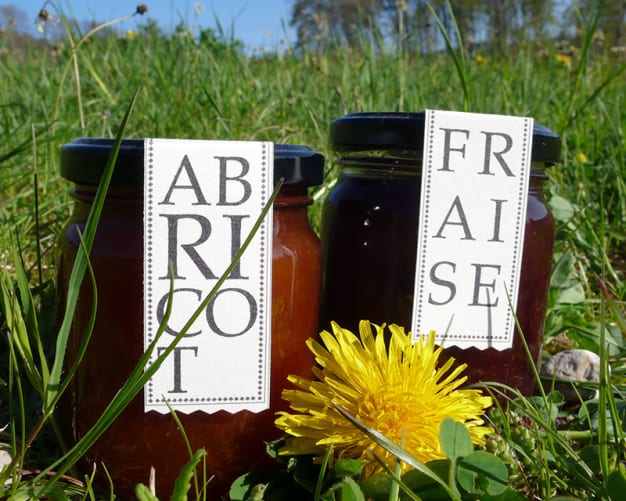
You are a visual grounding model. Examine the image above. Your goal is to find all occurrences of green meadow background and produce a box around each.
[0,1,625,499]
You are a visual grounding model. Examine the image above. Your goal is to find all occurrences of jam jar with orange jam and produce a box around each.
[57,139,324,498]
[319,112,560,396]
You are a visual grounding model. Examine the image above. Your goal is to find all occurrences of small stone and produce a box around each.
[0,446,12,479]
[540,349,601,402]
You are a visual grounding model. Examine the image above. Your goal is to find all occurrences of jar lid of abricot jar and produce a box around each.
[61,138,145,186]
[274,144,324,187]
[331,111,561,164]
[61,138,324,187]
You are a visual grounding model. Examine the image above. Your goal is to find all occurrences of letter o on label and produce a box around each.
[206,288,257,337]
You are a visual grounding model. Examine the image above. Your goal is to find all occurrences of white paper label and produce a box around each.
[412,110,533,350]
[144,138,273,414]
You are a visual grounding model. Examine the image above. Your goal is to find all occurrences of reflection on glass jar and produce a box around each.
[57,139,323,498]
[320,112,560,396]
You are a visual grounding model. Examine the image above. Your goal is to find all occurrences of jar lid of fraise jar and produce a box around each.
[331,111,561,164]
[61,138,325,187]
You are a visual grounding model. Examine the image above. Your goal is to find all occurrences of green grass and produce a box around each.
[0,3,625,500]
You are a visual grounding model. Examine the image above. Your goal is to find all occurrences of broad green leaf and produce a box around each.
[245,484,267,501]
[134,484,160,501]
[607,466,626,501]
[479,487,529,500]
[334,459,365,478]
[359,474,393,501]
[550,252,578,289]
[292,456,321,493]
[549,195,577,222]
[338,477,365,501]
[401,461,451,500]
[229,469,273,500]
[457,451,508,496]
[557,283,586,304]
[440,418,473,461]
[578,445,602,474]
[15,486,71,501]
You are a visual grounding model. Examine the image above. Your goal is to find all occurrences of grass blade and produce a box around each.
[46,86,141,410]
[427,1,469,111]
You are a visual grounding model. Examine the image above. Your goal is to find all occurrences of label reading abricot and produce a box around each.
[412,110,533,351]
[144,139,273,414]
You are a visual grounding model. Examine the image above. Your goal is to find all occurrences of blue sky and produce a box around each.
[13,1,295,49]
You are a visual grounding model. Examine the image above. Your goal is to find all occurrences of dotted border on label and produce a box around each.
[502,117,531,343]
[414,110,436,330]
[146,138,155,403]
[256,142,268,401]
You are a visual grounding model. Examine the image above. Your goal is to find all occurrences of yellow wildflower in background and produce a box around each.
[555,53,572,67]
[126,30,136,40]
[576,152,588,163]
[474,54,488,64]
[275,321,493,475]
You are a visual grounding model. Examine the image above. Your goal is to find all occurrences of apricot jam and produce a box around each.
[58,139,323,498]
[320,112,560,396]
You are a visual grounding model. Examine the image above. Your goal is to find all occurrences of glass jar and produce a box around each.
[320,112,560,396]
[57,139,324,498]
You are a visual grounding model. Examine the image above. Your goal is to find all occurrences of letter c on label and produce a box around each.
[156,288,203,337]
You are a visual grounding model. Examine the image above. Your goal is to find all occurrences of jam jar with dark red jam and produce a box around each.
[57,139,324,498]
[319,112,560,396]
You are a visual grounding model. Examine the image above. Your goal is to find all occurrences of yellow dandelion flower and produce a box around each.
[474,54,488,64]
[275,321,493,476]
[126,30,136,40]
[555,53,572,67]
[576,152,588,163]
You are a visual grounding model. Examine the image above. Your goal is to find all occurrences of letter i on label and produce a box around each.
[411,110,533,350]
[144,139,273,414]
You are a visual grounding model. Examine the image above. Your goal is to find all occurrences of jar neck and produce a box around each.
[69,185,314,211]
[337,155,551,182]
[338,153,420,178]
[70,186,143,219]
[274,186,314,208]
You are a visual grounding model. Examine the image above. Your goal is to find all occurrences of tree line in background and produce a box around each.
[290,0,626,53]
[0,1,624,55]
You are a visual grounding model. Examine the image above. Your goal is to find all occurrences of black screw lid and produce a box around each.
[331,111,561,164]
[60,138,324,187]
[274,144,324,187]
[61,138,144,186]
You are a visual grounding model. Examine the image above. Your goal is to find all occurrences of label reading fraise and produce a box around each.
[411,110,533,350]
[144,139,273,414]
